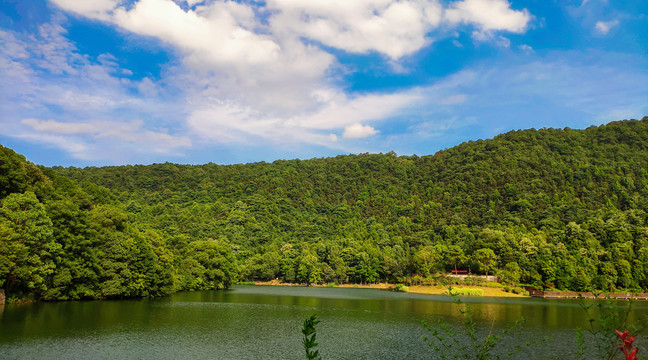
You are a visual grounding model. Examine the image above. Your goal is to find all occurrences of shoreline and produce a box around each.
[248,281,648,300]
[250,280,526,298]
[533,290,648,300]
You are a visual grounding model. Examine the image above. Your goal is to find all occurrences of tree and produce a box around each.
[413,245,443,277]
[447,245,467,274]
[297,250,321,286]
[0,192,59,298]
[181,240,238,290]
[472,248,497,277]
[497,262,521,285]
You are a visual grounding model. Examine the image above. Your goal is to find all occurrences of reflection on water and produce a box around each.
[1,286,646,359]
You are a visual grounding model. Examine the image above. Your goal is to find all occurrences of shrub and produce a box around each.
[444,287,484,297]
[463,277,485,286]
[484,281,504,288]
[392,284,409,292]
[411,275,423,285]
[511,287,525,294]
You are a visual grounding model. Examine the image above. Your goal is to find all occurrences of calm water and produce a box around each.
[1,286,647,359]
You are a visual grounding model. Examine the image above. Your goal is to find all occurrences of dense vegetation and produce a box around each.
[1,117,648,301]
[0,146,236,301]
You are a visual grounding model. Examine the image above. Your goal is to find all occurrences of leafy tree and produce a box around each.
[181,240,238,290]
[0,192,59,297]
[297,250,322,286]
[472,248,497,277]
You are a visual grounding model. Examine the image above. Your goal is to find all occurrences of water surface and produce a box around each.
[1,285,646,359]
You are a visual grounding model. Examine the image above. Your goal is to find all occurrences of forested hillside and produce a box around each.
[2,118,648,301]
[0,146,236,301]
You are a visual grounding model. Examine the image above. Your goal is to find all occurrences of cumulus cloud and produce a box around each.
[594,19,620,34]
[50,0,122,21]
[113,0,279,66]
[107,0,336,114]
[343,123,379,139]
[0,20,190,162]
[186,90,419,145]
[445,0,531,32]
[267,0,443,59]
[5,0,537,163]
[288,90,421,130]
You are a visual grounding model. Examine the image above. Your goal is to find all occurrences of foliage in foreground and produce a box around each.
[575,293,644,360]
[423,290,531,359]
[301,291,645,359]
[302,314,321,360]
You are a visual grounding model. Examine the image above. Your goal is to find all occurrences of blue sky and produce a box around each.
[1,0,646,166]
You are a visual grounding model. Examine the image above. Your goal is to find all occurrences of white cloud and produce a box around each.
[22,118,103,135]
[0,20,191,162]
[108,0,335,114]
[595,19,620,35]
[445,0,531,33]
[21,118,191,157]
[43,0,533,117]
[50,0,531,63]
[2,0,540,163]
[16,132,91,158]
[267,0,443,59]
[381,51,648,157]
[416,51,648,127]
[184,0,205,7]
[343,123,379,139]
[186,90,418,146]
[113,0,279,66]
[471,31,511,47]
[50,0,121,21]
[407,116,473,138]
[289,90,421,130]
[439,94,467,105]
[518,44,534,54]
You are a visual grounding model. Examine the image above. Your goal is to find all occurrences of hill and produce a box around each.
[2,118,648,300]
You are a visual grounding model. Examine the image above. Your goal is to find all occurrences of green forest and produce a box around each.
[1,117,648,301]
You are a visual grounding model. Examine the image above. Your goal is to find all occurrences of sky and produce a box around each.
[0,0,647,167]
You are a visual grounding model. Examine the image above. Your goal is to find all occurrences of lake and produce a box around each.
[1,285,647,359]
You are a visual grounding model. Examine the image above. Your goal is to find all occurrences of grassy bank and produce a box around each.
[250,280,525,298]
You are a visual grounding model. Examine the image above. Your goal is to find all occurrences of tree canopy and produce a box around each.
[2,117,648,300]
